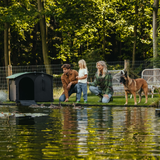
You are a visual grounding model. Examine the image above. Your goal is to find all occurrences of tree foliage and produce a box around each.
[0,0,156,66]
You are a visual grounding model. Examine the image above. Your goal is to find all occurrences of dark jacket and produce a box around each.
[89,71,114,95]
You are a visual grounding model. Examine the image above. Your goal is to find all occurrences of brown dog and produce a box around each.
[120,71,148,105]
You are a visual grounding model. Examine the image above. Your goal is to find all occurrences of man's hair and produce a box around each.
[61,64,71,69]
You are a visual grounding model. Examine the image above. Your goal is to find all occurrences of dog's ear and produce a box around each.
[125,71,127,77]
[121,71,123,75]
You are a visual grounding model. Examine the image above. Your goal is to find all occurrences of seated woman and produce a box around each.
[87,61,114,103]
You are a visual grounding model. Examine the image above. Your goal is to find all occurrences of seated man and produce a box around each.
[59,64,78,102]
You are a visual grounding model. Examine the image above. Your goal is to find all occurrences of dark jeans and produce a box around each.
[59,84,78,102]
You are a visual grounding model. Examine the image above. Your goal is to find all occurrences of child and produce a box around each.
[76,59,88,103]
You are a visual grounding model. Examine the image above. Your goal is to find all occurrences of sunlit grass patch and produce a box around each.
[2,88,159,107]
[53,86,90,99]
[56,94,160,106]
[53,87,64,99]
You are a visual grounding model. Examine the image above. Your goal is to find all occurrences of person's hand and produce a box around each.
[67,82,72,90]
[104,94,109,98]
[65,98,69,102]
[87,82,89,84]
[76,76,79,79]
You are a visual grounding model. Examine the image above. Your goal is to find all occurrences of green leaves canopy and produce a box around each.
[0,0,155,65]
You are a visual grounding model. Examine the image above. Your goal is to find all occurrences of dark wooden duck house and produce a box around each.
[7,72,53,104]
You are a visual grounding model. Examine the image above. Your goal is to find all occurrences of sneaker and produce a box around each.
[76,101,80,103]
[97,94,103,102]
[109,97,113,102]
[84,101,87,103]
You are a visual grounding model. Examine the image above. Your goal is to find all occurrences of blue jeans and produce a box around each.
[59,84,78,102]
[76,83,87,101]
[89,86,112,103]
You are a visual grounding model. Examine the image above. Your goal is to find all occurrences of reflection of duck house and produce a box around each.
[7,72,53,103]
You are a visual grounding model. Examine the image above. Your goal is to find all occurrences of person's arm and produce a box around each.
[61,76,69,99]
[88,74,98,86]
[76,75,87,80]
[70,70,78,85]
[77,69,88,80]
[104,73,113,95]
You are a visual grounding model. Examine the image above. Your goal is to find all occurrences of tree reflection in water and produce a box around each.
[0,105,159,159]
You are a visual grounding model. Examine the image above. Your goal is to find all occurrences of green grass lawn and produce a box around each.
[51,94,160,106]
[2,94,159,107]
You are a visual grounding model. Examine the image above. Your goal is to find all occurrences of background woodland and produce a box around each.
[0,0,159,71]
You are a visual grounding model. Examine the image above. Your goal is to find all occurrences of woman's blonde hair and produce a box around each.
[78,59,87,70]
[96,61,107,77]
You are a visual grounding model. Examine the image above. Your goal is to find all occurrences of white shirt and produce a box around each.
[78,68,88,83]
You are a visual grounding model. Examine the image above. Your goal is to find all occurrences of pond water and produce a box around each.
[0,105,160,160]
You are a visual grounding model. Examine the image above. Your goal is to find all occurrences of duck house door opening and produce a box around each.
[19,77,34,100]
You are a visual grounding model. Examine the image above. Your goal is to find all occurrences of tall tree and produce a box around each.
[132,4,138,69]
[4,0,8,67]
[153,0,159,66]
[4,0,11,77]
[0,0,154,66]
[37,0,51,74]
[4,22,9,67]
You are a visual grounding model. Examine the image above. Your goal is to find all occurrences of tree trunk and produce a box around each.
[102,12,105,55]
[4,22,9,68]
[37,0,52,75]
[32,24,38,64]
[124,60,130,76]
[4,0,10,78]
[8,27,11,66]
[153,0,159,82]
[153,0,159,67]
[132,5,138,70]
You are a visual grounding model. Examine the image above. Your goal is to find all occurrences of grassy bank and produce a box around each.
[1,94,159,107]
[50,94,160,106]
[52,87,160,106]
